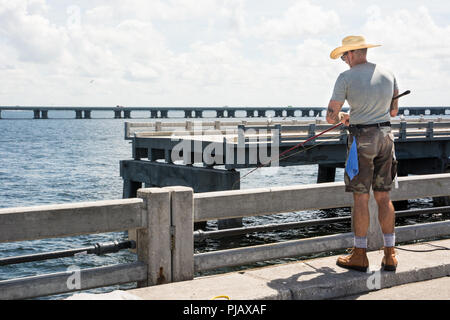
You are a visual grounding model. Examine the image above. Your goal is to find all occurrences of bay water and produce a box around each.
[0,110,447,298]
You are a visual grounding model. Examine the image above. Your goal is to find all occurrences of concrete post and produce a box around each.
[185,121,193,131]
[33,109,41,119]
[124,110,131,119]
[351,191,384,251]
[164,186,194,282]
[75,110,82,119]
[114,110,122,119]
[136,188,172,287]
[367,191,384,251]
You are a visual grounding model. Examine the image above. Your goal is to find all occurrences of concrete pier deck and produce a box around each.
[68,238,450,300]
[126,238,450,300]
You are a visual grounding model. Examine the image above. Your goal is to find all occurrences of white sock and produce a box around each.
[354,236,367,249]
[383,233,395,247]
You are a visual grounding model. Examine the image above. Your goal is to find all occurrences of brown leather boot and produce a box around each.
[336,247,369,272]
[381,247,398,271]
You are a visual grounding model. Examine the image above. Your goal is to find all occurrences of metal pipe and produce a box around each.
[194,206,450,241]
[0,240,136,266]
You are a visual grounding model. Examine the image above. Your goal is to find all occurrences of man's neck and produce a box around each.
[350,59,368,68]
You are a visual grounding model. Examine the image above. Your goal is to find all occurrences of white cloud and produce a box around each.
[0,0,450,106]
[249,1,340,40]
[362,5,450,104]
[0,1,66,63]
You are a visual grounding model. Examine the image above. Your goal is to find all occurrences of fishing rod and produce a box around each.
[393,90,410,100]
[233,122,344,189]
[232,90,411,188]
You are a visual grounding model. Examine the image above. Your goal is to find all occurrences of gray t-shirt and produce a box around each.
[331,62,398,125]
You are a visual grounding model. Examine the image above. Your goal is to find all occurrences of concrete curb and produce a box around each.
[69,238,450,300]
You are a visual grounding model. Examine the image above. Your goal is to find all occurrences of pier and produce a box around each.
[0,106,449,119]
[121,118,450,211]
[0,174,449,299]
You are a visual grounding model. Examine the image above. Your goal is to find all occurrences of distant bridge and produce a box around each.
[0,106,449,119]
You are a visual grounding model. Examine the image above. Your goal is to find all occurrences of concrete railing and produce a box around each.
[1,174,450,299]
[125,119,450,144]
[0,199,148,299]
[192,174,450,272]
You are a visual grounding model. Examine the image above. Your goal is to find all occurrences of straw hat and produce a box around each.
[330,35,381,59]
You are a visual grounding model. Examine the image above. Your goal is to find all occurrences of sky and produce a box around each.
[1,0,450,107]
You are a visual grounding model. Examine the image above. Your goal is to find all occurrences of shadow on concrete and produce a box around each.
[265,262,375,300]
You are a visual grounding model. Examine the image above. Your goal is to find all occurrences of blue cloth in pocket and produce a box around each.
[346,138,359,180]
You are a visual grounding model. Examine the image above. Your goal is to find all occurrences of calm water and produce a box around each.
[0,110,448,299]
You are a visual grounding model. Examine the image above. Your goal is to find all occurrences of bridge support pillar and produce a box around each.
[41,110,48,119]
[194,110,203,118]
[275,110,283,117]
[123,110,131,119]
[121,160,242,230]
[75,110,82,119]
[161,110,168,118]
[317,165,336,183]
[246,109,254,117]
[150,110,158,118]
[227,110,235,118]
[33,109,41,119]
[257,110,265,117]
[114,110,122,119]
[286,109,295,117]
[83,110,91,119]
[216,110,224,118]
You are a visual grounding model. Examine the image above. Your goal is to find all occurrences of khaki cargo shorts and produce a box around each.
[344,126,397,194]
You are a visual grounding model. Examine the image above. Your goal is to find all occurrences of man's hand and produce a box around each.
[338,112,350,126]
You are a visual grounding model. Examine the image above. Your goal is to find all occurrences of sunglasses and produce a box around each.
[341,50,355,61]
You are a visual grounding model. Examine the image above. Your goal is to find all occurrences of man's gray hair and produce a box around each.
[354,48,368,57]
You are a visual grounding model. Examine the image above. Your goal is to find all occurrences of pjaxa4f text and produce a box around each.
[183,303,267,318]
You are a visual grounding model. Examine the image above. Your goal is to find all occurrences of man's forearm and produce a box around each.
[390,101,398,117]
[327,107,340,124]
[390,90,399,117]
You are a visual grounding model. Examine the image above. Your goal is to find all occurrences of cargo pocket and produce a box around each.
[391,158,398,181]
[388,132,395,142]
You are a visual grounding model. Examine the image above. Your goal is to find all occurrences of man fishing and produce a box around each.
[326,35,399,272]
